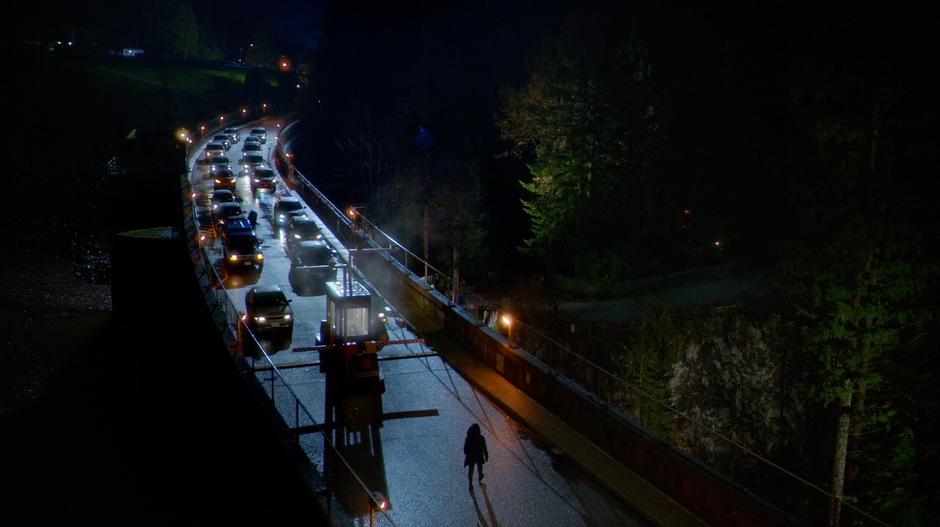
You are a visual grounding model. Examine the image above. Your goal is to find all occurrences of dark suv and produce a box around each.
[244,285,293,347]
[288,240,336,294]
[273,196,306,229]
[223,233,263,271]
[285,217,322,256]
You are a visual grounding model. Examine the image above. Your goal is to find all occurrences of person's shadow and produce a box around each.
[470,483,501,527]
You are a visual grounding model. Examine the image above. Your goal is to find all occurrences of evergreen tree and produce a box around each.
[497,15,662,277]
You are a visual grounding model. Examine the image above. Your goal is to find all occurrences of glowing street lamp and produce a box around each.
[500,314,516,347]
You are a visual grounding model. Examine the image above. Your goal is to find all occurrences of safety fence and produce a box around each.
[180,129,397,526]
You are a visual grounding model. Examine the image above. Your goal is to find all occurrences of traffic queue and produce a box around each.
[192,125,338,349]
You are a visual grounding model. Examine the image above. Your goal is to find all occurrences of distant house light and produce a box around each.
[121,48,144,57]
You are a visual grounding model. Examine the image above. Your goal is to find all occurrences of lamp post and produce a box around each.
[501,314,515,348]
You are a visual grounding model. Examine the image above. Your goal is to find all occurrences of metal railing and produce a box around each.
[180,132,396,526]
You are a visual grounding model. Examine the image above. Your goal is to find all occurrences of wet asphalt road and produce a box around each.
[187,120,650,527]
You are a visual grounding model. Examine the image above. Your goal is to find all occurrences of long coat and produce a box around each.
[463,425,488,466]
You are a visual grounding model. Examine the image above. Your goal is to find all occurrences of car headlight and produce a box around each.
[229,254,238,261]
[284,314,291,320]
[256,254,264,261]
[278,214,285,219]
[255,316,266,323]
[215,179,221,183]
[293,234,301,239]
[254,178,259,182]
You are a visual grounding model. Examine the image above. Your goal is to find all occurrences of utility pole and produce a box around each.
[423,152,430,283]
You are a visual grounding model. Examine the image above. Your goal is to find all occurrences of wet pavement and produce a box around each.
[187,120,651,526]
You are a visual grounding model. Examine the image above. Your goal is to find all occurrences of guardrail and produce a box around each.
[180,134,396,526]
[272,123,888,526]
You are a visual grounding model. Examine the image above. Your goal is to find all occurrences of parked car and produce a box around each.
[273,196,306,229]
[285,217,322,256]
[212,168,237,191]
[251,167,276,192]
[212,135,231,150]
[250,127,267,144]
[223,233,263,271]
[242,142,263,154]
[204,143,225,159]
[288,240,336,294]
[243,285,293,342]
[244,135,261,146]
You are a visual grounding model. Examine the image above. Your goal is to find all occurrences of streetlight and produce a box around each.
[501,314,516,348]
[219,115,225,122]
[369,491,388,526]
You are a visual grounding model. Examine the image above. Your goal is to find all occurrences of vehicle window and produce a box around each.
[246,155,264,163]
[211,157,229,164]
[253,292,287,307]
[342,307,369,337]
[279,200,303,212]
[300,246,331,264]
[255,169,274,178]
[295,223,319,237]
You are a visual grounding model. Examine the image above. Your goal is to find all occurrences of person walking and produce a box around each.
[463,423,489,490]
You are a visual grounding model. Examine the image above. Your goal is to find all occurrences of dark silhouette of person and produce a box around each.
[463,423,489,490]
[247,210,258,227]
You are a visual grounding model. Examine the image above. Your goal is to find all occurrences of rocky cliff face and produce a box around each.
[668,310,809,480]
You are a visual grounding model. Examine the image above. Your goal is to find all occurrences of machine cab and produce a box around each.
[317,279,388,395]
[321,280,373,345]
